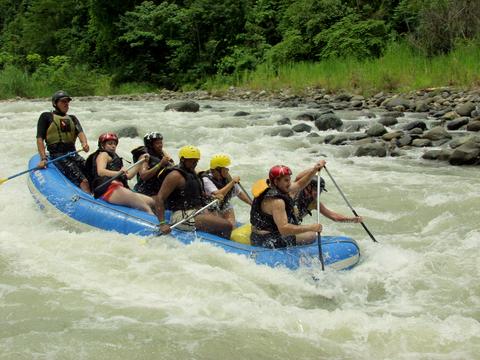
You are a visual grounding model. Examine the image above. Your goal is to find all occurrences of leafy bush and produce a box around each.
[315,14,389,59]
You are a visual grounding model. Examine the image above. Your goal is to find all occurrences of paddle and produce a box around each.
[316,172,325,270]
[251,178,268,198]
[0,150,82,186]
[169,199,220,230]
[323,166,378,243]
[237,182,253,203]
[93,158,146,195]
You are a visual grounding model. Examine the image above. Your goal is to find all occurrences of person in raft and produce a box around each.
[86,133,155,214]
[200,154,252,228]
[249,161,326,248]
[133,132,174,196]
[292,174,363,224]
[155,145,232,238]
[36,90,90,193]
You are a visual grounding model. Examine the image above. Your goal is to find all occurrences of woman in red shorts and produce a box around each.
[86,133,155,214]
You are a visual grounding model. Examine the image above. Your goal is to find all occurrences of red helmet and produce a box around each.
[98,132,118,148]
[268,165,292,183]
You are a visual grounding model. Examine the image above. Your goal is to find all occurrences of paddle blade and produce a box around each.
[0,178,7,185]
[252,178,268,198]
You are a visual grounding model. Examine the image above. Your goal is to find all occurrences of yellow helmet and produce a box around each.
[178,145,201,160]
[210,154,231,169]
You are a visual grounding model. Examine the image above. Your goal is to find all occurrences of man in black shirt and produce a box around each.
[36,90,91,193]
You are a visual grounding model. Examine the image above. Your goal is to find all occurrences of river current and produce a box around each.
[0,99,478,359]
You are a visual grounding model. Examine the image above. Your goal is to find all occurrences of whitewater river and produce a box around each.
[0,99,478,359]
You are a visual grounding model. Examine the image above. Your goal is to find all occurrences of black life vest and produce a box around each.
[133,150,172,196]
[250,187,299,233]
[199,170,234,211]
[294,190,315,222]
[86,149,128,198]
[164,165,205,211]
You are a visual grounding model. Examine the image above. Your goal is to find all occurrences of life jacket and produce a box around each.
[134,149,173,196]
[164,164,205,211]
[250,187,299,233]
[86,149,128,198]
[45,112,77,146]
[294,190,315,222]
[199,170,234,211]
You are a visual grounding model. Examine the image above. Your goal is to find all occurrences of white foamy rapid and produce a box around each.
[0,99,478,359]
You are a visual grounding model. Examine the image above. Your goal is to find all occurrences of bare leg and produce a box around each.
[80,179,91,194]
[295,231,317,245]
[195,212,233,239]
[222,208,237,228]
[108,187,154,214]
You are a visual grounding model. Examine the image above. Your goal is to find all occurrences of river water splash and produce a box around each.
[0,99,478,359]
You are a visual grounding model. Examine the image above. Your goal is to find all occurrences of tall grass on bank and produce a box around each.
[205,40,480,95]
[0,64,155,100]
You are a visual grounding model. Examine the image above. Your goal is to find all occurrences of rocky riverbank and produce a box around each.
[7,86,480,165]
[145,86,480,166]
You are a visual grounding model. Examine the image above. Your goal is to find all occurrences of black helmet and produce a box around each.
[52,90,72,104]
[143,132,163,148]
[309,177,327,193]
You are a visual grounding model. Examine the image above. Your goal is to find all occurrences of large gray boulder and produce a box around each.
[381,96,413,110]
[314,113,343,131]
[422,126,452,141]
[165,101,200,112]
[292,123,312,133]
[446,117,470,130]
[366,123,387,137]
[455,102,475,116]
[403,120,427,131]
[378,116,398,127]
[270,128,295,137]
[117,126,139,138]
[449,140,480,165]
[422,149,453,161]
[467,120,480,132]
[355,142,387,157]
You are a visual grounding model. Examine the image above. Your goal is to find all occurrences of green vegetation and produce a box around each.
[207,40,480,96]
[0,0,479,99]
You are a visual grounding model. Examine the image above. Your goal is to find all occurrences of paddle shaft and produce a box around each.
[0,150,81,185]
[237,182,253,203]
[170,199,219,230]
[316,173,325,270]
[323,166,378,243]
[93,158,146,193]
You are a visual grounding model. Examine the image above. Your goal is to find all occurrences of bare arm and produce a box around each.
[269,198,322,236]
[155,171,184,233]
[36,138,48,168]
[213,176,239,198]
[78,131,89,152]
[139,152,172,181]
[319,203,362,223]
[289,160,326,194]
[237,190,252,206]
[96,152,121,177]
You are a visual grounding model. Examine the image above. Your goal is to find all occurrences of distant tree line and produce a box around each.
[1,0,479,91]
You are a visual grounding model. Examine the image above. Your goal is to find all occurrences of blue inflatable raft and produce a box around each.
[27,154,360,271]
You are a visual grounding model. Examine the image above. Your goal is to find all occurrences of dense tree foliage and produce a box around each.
[1,0,479,91]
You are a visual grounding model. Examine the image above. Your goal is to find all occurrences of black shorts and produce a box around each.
[251,232,296,248]
[51,153,87,187]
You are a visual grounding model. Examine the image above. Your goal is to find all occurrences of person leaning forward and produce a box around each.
[133,131,174,196]
[36,90,90,193]
[155,145,233,238]
[250,161,326,248]
[292,171,363,224]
